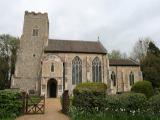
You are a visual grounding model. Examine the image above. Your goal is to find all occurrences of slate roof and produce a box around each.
[109,59,140,66]
[45,39,107,54]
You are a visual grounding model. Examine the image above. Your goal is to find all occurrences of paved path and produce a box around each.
[16,98,70,120]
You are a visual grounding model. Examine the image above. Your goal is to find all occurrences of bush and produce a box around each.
[72,82,107,112]
[106,93,147,113]
[0,89,23,119]
[154,87,160,95]
[131,81,154,98]
[120,93,147,113]
[148,94,160,114]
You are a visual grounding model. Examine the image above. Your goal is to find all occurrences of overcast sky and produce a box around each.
[0,0,160,54]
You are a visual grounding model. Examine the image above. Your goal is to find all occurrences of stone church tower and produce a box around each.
[11,11,49,93]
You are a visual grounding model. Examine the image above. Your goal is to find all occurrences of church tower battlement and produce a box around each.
[11,11,49,92]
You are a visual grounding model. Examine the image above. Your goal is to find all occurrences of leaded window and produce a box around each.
[92,57,102,82]
[111,71,116,86]
[129,72,134,86]
[72,56,82,85]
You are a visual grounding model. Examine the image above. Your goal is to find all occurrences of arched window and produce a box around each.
[92,57,102,82]
[111,71,116,86]
[129,72,134,86]
[51,63,54,72]
[72,56,82,85]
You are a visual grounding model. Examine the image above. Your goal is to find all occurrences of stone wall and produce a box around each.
[40,53,109,97]
[109,66,143,94]
[11,11,49,93]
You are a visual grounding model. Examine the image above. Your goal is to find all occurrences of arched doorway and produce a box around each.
[47,79,57,98]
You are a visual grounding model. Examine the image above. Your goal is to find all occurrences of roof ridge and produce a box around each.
[48,39,98,43]
[109,58,128,60]
[128,58,140,65]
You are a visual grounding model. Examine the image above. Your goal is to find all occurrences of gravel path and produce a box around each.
[16,98,70,120]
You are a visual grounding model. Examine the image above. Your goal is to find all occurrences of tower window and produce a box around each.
[32,29,39,36]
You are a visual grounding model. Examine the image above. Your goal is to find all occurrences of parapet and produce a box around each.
[25,11,48,18]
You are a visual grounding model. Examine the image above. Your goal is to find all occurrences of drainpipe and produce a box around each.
[63,62,65,92]
[103,55,105,83]
[116,66,118,93]
[122,71,124,92]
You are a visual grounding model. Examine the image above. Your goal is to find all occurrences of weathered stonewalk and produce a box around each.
[16,98,70,120]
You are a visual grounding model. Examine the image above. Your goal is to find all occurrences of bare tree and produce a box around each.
[108,50,127,59]
[130,37,150,62]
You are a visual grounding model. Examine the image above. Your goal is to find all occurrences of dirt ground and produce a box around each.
[16,98,70,120]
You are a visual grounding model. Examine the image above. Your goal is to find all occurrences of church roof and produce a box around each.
[109,59,140,66]
[45,39,107,54]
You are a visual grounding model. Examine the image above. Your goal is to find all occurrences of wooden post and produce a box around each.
[63,62,65,91]
[26,94,28,113]
[62,90,69,114]
[22,92,26,114]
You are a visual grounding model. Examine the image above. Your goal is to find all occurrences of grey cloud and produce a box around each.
[0,0,160,54]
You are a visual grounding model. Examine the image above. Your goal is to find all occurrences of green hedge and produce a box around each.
[131,81,154,98]
[148,94,160,114]
[72,82,107,112]
[106,93,147,113]
[0,89,23,119]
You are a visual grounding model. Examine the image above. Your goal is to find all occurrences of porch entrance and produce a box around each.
[47,79,57,98]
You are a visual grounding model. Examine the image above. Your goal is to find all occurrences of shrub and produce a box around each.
[148,94,160,114]
[72,82,107,112]
[106,93,147,113]
[131,81,154,98]
[105,94,122,111]
[0,89,23,119]
[120,93,147,113]
[154,87,160,95]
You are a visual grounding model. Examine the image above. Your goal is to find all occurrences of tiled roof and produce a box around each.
[109,59,140,66]
[45,39,107,54]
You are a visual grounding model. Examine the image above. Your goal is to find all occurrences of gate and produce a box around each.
[22,92,45,114]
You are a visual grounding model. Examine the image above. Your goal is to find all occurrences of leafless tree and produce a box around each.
[130,37,150,62]
[108,50,128,59]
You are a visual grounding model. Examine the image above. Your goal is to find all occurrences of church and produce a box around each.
[11,11,143,98]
